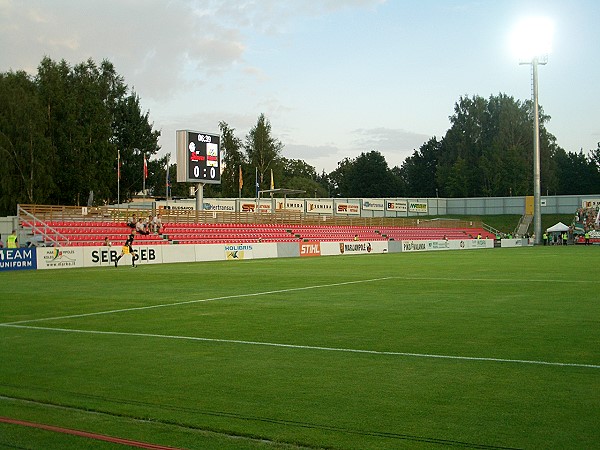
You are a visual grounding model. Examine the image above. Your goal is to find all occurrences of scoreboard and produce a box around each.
[176,130,221,184]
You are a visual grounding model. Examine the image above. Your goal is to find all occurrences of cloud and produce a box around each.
[350,127,431,168]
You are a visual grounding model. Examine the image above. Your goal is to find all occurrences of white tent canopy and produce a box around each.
[546,222,569,232]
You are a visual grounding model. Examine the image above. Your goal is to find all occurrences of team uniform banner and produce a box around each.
[0,248,37,271]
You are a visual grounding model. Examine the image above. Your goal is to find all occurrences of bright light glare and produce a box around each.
[510,17,554,61]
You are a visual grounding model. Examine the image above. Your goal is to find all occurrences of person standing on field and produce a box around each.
[6,230,18,248]
[114,230,138,268]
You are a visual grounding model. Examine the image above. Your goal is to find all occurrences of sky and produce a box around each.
[1,0,599,173]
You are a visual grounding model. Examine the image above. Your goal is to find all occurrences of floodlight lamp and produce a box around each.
[510,17,554,63]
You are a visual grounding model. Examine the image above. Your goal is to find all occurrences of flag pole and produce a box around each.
[117,148,121,206]
[143,153,147,201]
[238,165,243,198]
[165,155,170,206]
[255,167,258,198]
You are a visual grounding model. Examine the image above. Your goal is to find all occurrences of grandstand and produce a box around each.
[17,204,495,247]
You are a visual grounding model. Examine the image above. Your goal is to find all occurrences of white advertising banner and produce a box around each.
[37,247,85,269]
[157,200,195,212]
[386,200,407,212]
[193,243,232,261]
[408,201,428,213]
[224,243,255,260]
[335,201,361,215]
[251,243,278,259]
[320,241,388,256]
[84,245,164,267]
[162,244,197,263]
[362,198,385,211]
[203,199,236,212]
[239,199,273,213]
[275,199,305,212]
[401,240,430,252]
[581,199,600,209]
[449,239,494,250]
[401,239,493,252]
[306,199,334,215]
[500,239,533,248]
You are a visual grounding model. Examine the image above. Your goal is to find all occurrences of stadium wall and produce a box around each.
[1,238,502,271]
[154,194,598,218]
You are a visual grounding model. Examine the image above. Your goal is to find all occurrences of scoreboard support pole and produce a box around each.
[195,183,204,216]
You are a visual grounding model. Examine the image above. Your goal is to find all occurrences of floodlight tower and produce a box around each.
[512,17,553,245]
[525,54,546,245]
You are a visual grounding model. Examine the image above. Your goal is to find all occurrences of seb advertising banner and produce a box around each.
[0,248,37,271]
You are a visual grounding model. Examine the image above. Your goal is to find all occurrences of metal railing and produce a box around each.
[17,205,71,247]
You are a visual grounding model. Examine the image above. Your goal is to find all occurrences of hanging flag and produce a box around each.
[143,154,148,179]
[239,165,243,189]
[270,169,274,190]
[117,149,121,180]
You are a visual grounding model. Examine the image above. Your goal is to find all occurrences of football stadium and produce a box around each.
[1,197,599,449]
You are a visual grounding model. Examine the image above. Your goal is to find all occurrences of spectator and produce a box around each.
[135,218,149,235]
[103,237,112,247]
[153,214,163,234]
[147,214,154,233]
[127,214,137,228]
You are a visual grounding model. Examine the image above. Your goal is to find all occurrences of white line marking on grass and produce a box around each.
[1,277,395,326]
[2,275,598,327]
[2,324,599,370]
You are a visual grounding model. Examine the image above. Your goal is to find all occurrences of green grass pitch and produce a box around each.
[1,246,599,449]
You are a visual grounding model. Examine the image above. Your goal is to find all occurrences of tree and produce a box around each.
[245,114,283,191]
[554,149,600,195]
[434,93,560,198]
[328,151,400,198]
[219,121,246,197]
[278,157,327,197]
[399,137,441,197]
[0,71,55,215]
[112,93,160,201]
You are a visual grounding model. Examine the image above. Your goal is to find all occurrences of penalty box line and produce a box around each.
[3,323,600,370]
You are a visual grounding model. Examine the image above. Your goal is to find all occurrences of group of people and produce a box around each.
[543,231,570,246]
[127,213,162,235]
